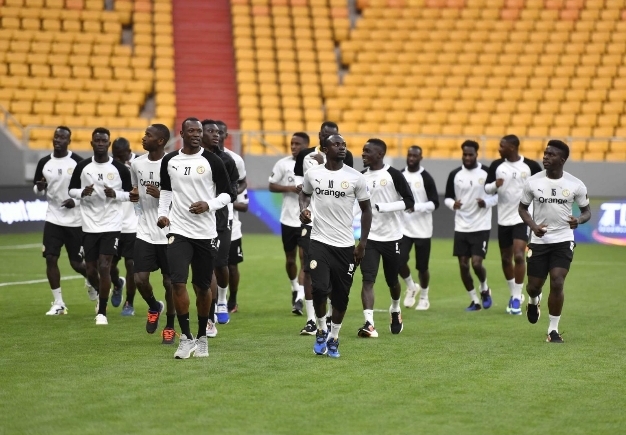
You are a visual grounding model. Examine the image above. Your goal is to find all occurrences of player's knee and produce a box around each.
[162,276,172,291]
[45,255,59,267]
[134,273,146,288]
[550,275,565,292]
[124,259,134,271]
[286,257,297,268]
[513,252,525,265]
[69,260,83,272]
[471,258,483,270]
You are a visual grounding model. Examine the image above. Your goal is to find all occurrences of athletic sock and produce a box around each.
[507,279,515,297]
[479,280,489,292]
[420,286,429,299]
[166,314,176,329]
[209,300,216,319]
[51,288,63,305]
[329,322,342,340]
[126,292,135,306]
[145,295,160,312]
[305,299,315,322]
[513,283,524,300]
[290,278,299,292]
[177,313,192,339]
[530,294,541,305]
[363,309,374,326]
[97,297,108,315]
[390,298,400,312]
[403,275,418,292]
[296,284,304,302]
[217,286,228,305]
[548,315,560,333]
[197,315,209,338]
[468,289,480,304]
[316,317,328,332]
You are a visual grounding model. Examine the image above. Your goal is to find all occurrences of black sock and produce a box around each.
[208,300,216,319]
[228,295,237,309]
[126,293,135,306]
[177,313,192,339]
[197,315,209,338]
[144,295,160,312]
[166,314,175,328]
[98,298,108,315]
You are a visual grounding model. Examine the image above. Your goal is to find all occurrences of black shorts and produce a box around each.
[453,230,490,259]
[42,222,83,262]
[167,234,217,289]
[133,238,169,275]
[228,238,244,265]
[281,224,301,252]
[399,236,431,273]
[83,231,121,263]
[214,225,232,268]
[115,232,136,259]
[527,241,576,279]
[308,240,355,312]
[498,223,529,249]
[360,239,401,288]
[298,225,312,272]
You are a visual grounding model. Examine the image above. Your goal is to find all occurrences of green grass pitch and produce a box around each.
[0,232,625,435]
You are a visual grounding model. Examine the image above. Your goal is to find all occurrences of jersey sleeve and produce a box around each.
[344,150,354,168]
[301,170,313,195]
[159,152,176,192]
[520,179,534,205]
[575,181,590,207]
[206,152,236,203]
[294,147,312,177]
[33,157,48,185]
[355,174,370,202]
[444,169,457,200]
[68,158,88,194]
[525,158,542,176]
[268,159,284,184]
[130,161,138,187]
[485,160,500,184]
[422,170,440,209]
[112,160,132,192]
[389,167,415,209]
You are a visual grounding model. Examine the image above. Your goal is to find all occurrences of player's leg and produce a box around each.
[109,254,124,308]
[162,273,176,344]
[470,231,492,309]
[381,239,403,334]
[509,223,530,314]
[525,243,549,327]
[414,238,432,310]
[308,240,332,355]
[325,246,356,358]
[399,236,419,308]
[358,241,381,337]
[282,224,303,312]
[498,225,516,310]
[64,226,98,300]
[133,239,165,333]
[214,228,231,324]
[119,234,136,315]
[190,238,218,357]
[42,222,67,314]
[166,235,194,343]
[227,238,243,312]
[82,233,101,314]
[544,241,575,342]
[298,225,317,335]
[454,232,479,310]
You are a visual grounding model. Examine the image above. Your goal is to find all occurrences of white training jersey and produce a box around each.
[33,151,83,227]
[302,164,370,248]
[269,155,300,228]
[130,154,168,245]
[158,148,234,240]
[231,190,249,241]
[120,153,139,234]
[521,170,589,245]
[444,163,498,232]
[224,147,246,221]
[362,164,414,242]
[485,156,542,227]
[401,166,440,239]
[68,157,132,233]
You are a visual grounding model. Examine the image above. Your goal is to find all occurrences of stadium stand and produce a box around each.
[231,0,626,160]
[0,0,176,151]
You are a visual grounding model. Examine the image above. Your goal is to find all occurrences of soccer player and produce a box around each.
[300,133,371,358]
[227,189,249,313]
[485,135,542,315]
[444,141,498,311]
[399,145,439,311]
[269,132,309,315]
[34,126,97,315]
[201,120,239,330]
[68,127,132,325]
[519,140,590,343]
[216,120,247,194]
[294,121,355,335]
[129,124,176,344]
[157,117,235,359]
[357,139,414,337]
[110,137,139,315]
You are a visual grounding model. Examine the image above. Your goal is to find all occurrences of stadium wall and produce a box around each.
[0,130,25,186]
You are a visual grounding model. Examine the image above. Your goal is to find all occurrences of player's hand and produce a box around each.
[531,223,548,237]
[145,185,160,198]
[291,185,302,194]
[157,216,169,228]
[81,184,94,197]
[453,200,462,210]
[61,199,75,209]
[300,209,312,224]
[189,201,209,214]
[129,187,139,202]
[405,206,414,213]
[476,198,486,208]
[568,215,580,229]
[354,242,366,266]
[312,153,324,164]
[36,177,47,191]
[103,185,116,198]
[495,178,504,188]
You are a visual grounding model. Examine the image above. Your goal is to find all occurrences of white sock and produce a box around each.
[290,278,299,292]
[316,317,327,332]
[296,284,304,302]
[548,315,560,333]
[326,300,332,319]
[363,309,374,325]
[390,298,400,312]
[305,299,315,321]
[507,279,515,297]
[403,275,418,291]
[468,289,480,304]
[420,286,429,299]
[513,283,524,299]
[479,280,489,292]
[51,288,63,305]
[217,286,228,305]
[530,294,541,305]
[329,322,342,339]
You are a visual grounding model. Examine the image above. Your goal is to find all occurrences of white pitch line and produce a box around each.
[0,275,82,287]
[0,243,41,250]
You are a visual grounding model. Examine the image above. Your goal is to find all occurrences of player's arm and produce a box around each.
[234,190,249,213]
[298,172,313,224]
[68,159,92,199]
[354,175,372,265]
[107,162,132,201]
[234,157,247,194]
[414,170,439,213]
[518,181,546,237]
[157,153,174,228]
[375,168,415,212]
[443,170,460,210]
[484,161,500,194]
[269,160,297,193]
[225,159,239,203]
[204,153,235,212]
[33,158,47,195]
[568,185,591,229]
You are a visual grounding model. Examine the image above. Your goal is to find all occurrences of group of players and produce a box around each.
[34,118,590,359]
